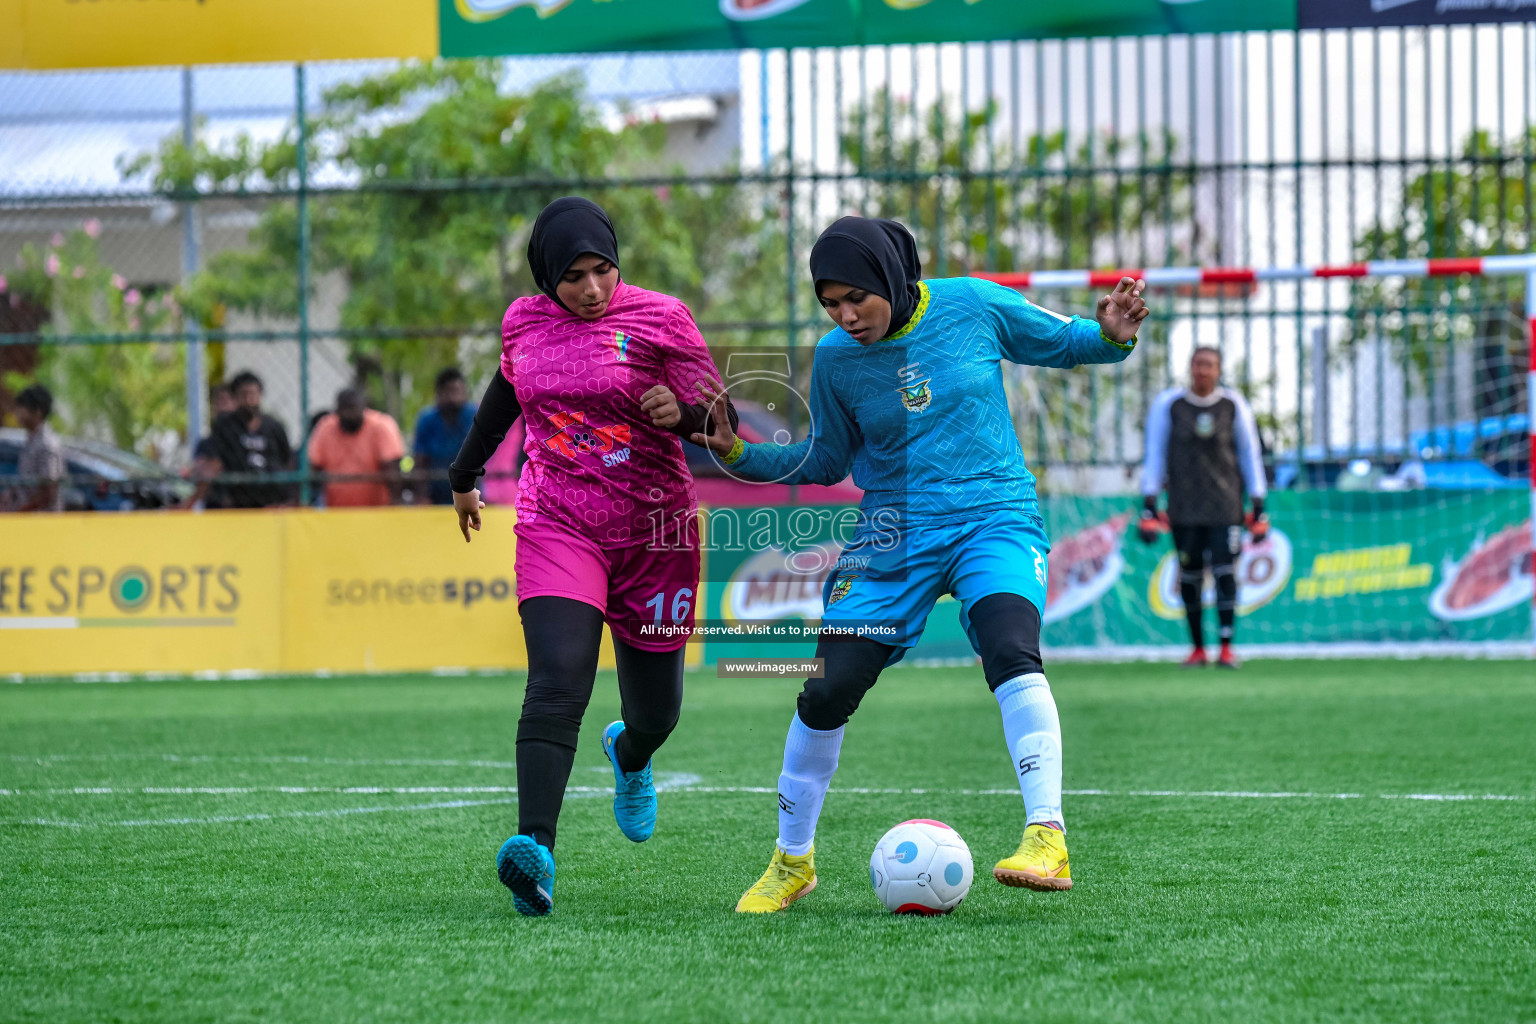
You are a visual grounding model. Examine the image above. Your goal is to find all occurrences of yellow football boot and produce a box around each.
[735,846,817,913]
[992,824,1073,891]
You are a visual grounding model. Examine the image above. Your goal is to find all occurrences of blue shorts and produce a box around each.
[819,508,1051,665]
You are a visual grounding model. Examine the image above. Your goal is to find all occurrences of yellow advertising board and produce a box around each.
[281,505,526,673]
[0,509,284,675]
[1,0,437,71]
[0,505,689,678]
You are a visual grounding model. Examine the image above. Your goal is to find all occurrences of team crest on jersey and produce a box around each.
[895,360,932,413]
[1194,411,1216,437]
[896,380,932,413]
[827,574,859,605]
[543,410,631,459]
[603,330,631,363]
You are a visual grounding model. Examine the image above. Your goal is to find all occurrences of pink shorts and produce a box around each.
[514,515,700,652]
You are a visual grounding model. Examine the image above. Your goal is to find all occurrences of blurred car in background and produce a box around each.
[0,429,193,511]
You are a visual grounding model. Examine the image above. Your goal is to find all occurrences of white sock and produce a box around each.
[775,713,844,856]
[994,672,1064,829]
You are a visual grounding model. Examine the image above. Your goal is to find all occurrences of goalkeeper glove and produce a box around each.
[1246,497,1269,543]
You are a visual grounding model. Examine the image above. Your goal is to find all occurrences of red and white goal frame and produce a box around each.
[975,256,1536,654]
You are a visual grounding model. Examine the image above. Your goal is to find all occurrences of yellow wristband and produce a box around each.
[1100,326,1137,350]
[722,437,745,465]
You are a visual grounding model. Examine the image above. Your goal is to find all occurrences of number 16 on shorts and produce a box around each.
[645,588,693,625]
[623,587,694,649]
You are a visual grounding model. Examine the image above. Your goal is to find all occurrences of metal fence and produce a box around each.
[0,28,1531,502]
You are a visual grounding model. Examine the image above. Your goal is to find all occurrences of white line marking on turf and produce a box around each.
[3,781,1524,827]
[0,774,704,798]
[2,786,527,796]
[657,786,1527,801]
[7,754,522,769]
[6,797,522,828]
[4,781,698,828]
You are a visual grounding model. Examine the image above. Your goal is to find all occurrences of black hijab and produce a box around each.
[527,197,620,312]
[808,216,923,338]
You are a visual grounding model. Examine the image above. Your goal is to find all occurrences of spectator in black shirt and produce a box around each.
[208,370,293,507]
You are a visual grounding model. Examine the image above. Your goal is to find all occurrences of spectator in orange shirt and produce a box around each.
[306,387,405,507]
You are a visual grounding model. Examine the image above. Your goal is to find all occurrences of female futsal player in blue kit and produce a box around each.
[689,217,1147,911]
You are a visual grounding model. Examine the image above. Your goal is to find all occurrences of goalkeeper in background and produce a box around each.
[1139,346,1268,668]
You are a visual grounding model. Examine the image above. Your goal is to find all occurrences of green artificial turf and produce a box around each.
[2,659,1534,1023]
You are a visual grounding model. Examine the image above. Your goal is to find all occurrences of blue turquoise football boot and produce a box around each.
[496,834,555,917]
[602,720,657,842]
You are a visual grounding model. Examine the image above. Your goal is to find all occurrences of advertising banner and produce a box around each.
[8,0,1532,71]
[2,494,1527,676]
[439,0,1293,60]
[0,510,285,675]
[2,0,437,71]
[282,506,525,673]
[1297,0,1536,29]
[1042,490,1531,650]
[0,506,682,677]
[699,491,1533,665]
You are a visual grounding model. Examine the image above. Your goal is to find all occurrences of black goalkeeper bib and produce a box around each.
[1165,392,1245,526]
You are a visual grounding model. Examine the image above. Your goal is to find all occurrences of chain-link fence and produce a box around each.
[1,29,1531,506]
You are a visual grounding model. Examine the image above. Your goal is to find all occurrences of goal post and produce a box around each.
[971,258,1536,659]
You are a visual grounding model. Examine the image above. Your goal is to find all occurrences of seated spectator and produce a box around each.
[307,387,404,507]
[209,370,294,507]
[178,438,230,511]
[3,384,65,512]
[412,367,476,505]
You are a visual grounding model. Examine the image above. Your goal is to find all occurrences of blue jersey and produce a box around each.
[729,276,1136,522]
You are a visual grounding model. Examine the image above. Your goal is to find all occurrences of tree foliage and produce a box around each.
[841,90,1194,275]
[1346,128,1531,431]
[124,60,782,422]
[4,224,183,454]
[107,66,1204,465]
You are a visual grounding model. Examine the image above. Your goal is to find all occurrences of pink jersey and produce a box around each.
[501,280,722,548]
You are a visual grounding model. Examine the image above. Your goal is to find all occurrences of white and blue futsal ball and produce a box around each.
[869,819,974,915]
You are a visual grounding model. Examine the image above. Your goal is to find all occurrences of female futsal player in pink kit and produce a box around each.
[448,197,735,917]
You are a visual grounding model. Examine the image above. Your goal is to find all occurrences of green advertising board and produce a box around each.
[698,490,1533,664]
[440,0,1536,59]
[9,0,1534,71]
[442,0,1289,58]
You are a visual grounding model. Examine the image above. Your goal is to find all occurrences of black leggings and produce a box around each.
[515,596,685,850]
[796,592,1044,731]
[1171,523,1242,647]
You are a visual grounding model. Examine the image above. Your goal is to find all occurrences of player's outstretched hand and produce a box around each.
[639,385,682,428]
[1096,277,1150,344]
[690,381,739,457]
[453,488,485,543]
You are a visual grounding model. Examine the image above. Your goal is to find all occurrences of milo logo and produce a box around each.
[1148,528,1293,620]
[720,542,843,624]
